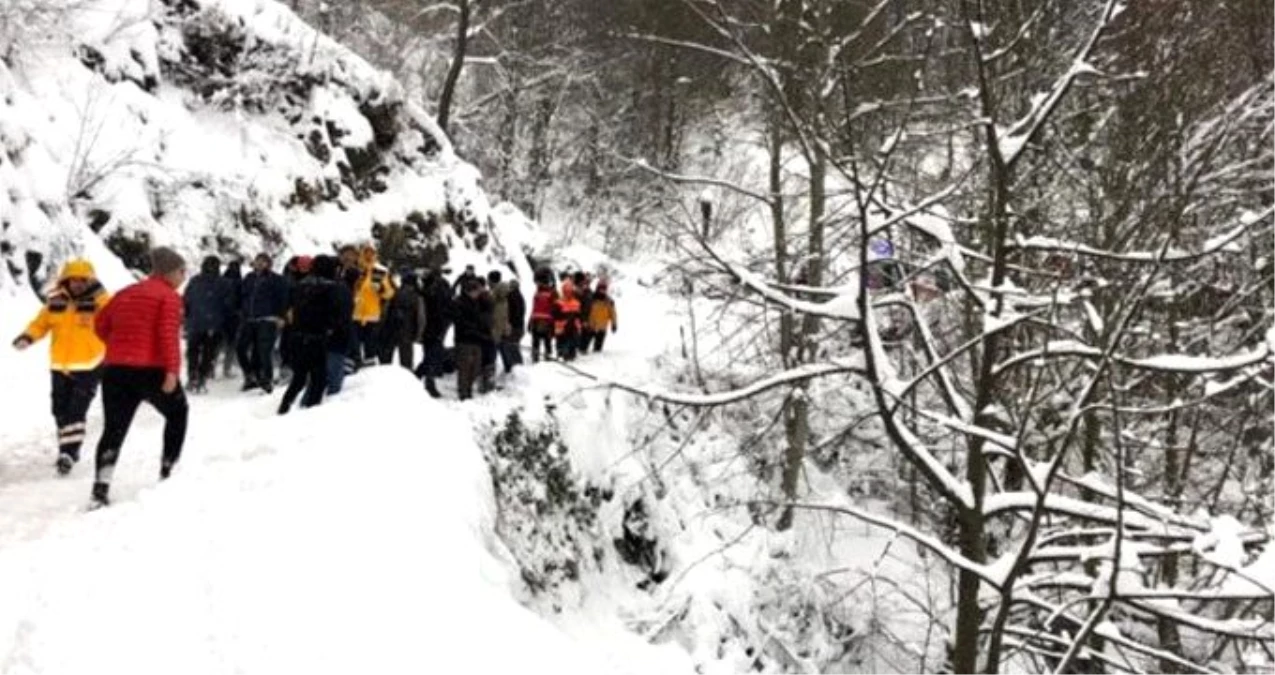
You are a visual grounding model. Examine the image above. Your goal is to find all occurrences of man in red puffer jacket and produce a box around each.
[90,247,189,508]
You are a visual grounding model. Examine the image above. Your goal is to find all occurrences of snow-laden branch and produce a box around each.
[984,491,1195,534]
[993,339,1273,377]
[995,0,1122,169]
[772,501,1002,587]
[619,154,776,205]
[723,261,861,320]
[1005,205,1274,262]
[557,357,865,408]
[1014,593,1220,674]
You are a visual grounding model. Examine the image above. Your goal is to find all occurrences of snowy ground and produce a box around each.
[0,252,944,674]
[0,287,688,674]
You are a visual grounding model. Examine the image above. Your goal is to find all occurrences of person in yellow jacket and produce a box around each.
[351,245,396,365]
[11,259,112,475]
[585,280,618,353]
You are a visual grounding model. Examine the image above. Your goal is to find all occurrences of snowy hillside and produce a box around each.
[0,364,638,674]
[0,0,536,297]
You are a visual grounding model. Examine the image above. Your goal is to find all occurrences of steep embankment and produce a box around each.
[0,0,538,296]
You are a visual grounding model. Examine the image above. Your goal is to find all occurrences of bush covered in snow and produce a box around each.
[484,410,613,602]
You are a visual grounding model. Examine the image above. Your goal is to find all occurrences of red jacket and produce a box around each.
[95,276,183,376]
[530,287,557,320]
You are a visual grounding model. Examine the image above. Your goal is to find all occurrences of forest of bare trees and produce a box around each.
[289,1,1272,671]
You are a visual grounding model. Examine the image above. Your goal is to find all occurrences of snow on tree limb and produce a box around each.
[993,339,1272,377]
[993,0,1123,169]
[1005,205,1274,262]
[557,358,865,408]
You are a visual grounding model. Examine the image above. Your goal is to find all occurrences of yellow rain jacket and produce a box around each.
[587,295,617,333]
[353,247,396,325]
[19,260,111,372]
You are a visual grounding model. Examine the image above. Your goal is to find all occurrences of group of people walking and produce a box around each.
[11,244,619,508]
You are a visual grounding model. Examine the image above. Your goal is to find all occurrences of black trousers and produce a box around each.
[237,320,279,386]
[279,334,328,413]
[51,369,101,461]
[94,366,188,486]
[499,339,523,373]
[578,329,595,355]
[356,322,389,365]
[590,331,607,353]
[531,330,553,362]
[186,330,222,385]
[556,329,578,362]
[455,343,482,400]
[397,338,416,370]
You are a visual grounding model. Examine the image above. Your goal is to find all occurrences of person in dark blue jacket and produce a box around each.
[236,253,289,393]
[313,255,355,396]
[221,260,243,377]
[183,255,234,393]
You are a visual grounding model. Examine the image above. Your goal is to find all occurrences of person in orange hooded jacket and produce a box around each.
[12,259,112,475]
[553,278,582,362]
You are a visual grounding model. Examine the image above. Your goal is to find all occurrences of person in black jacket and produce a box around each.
[451,264,478,296]
[503,274,527,374]
[385,270,426,370]
[183,255,234,392]
[278,255,345,414]
[221,260,243,377]
[451,277,491,401]
[237,253,289,393]
[414,267,452,398]
[311,256,355,396]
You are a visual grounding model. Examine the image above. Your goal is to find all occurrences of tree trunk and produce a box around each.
[778,149,824,531]
[435,0,471,134]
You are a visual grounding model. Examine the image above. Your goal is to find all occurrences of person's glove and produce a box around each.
[12,335,31,350]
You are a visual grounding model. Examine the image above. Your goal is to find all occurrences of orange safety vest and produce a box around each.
[554,295,581,337]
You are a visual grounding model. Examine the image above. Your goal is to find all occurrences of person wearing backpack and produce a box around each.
[413,267,452,398]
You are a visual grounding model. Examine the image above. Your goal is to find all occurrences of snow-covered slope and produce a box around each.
[0,0,535,296]
[0,362,646,674]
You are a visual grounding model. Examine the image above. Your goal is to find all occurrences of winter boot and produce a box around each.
[90,482,110,509]
[425,379,442,399]
[160,461,174,480]
[56,453,74,476]
[241,376,259,392]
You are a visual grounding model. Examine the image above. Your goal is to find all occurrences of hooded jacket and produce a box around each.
[353,247,396,324]
[184,261,235,334]
[490,282,511,340]
[587,289,617,333]
[17,260,111,372]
